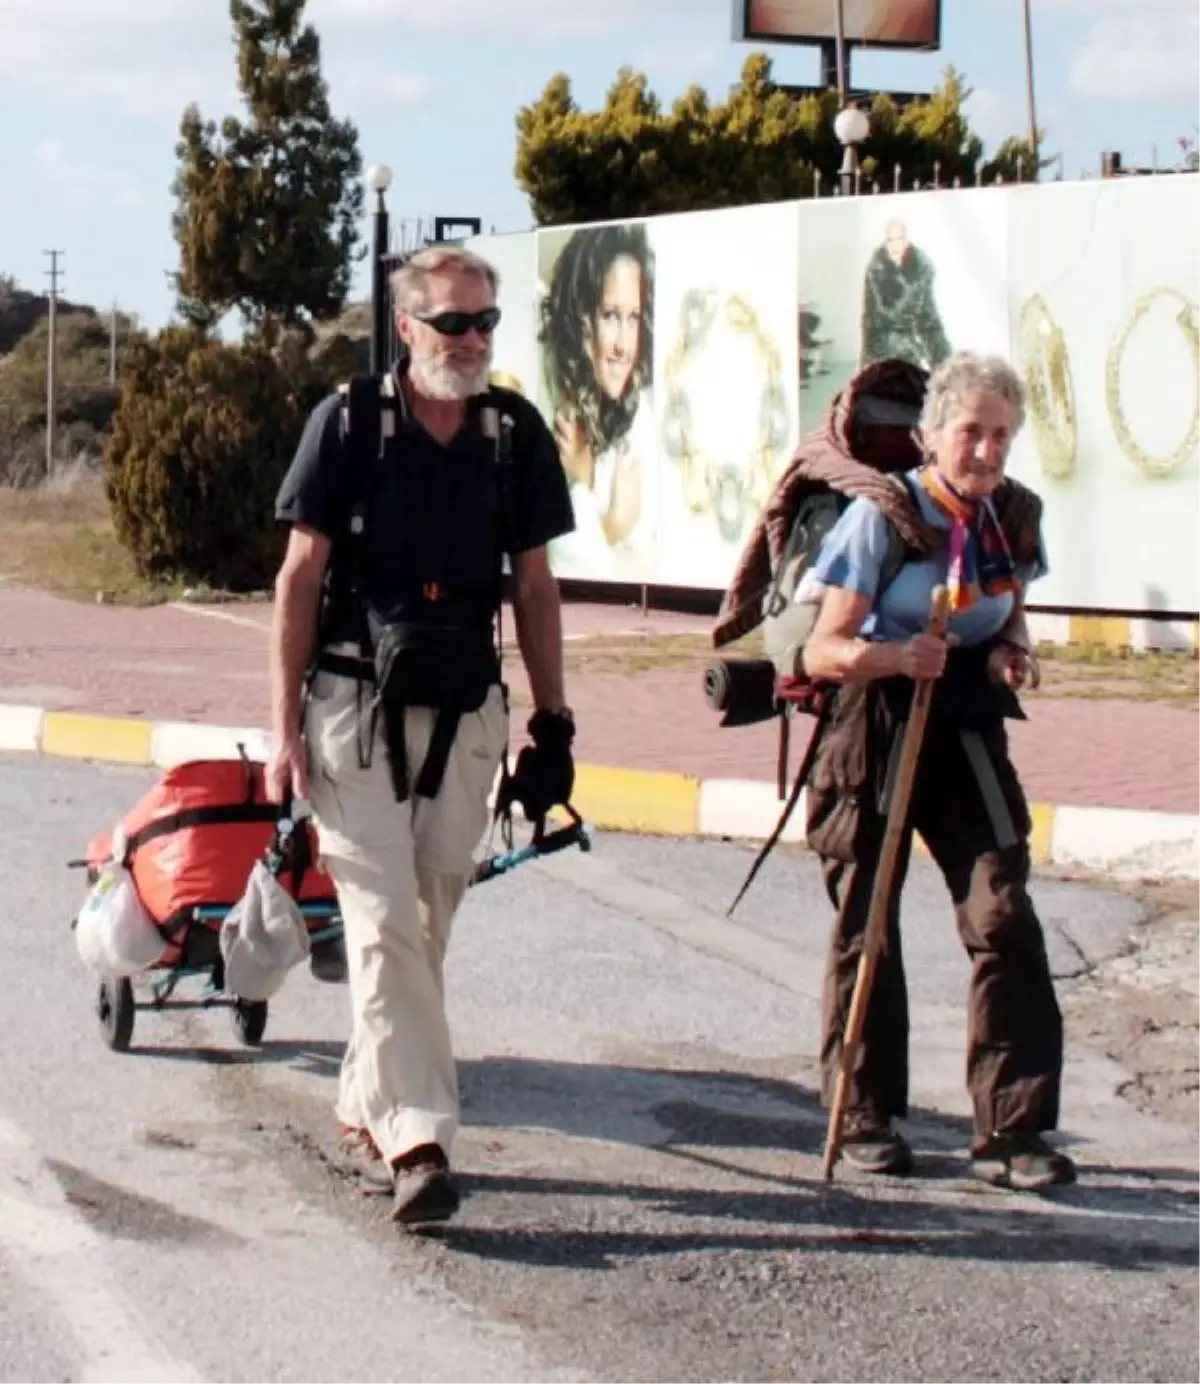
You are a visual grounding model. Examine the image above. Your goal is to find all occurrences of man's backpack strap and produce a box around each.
[481,392,517,839]
[335,374,388,774]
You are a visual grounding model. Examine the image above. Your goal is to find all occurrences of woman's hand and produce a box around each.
[554,407,594,489]
[602,444,642,545]
[988,639,1040,691]
[896,631,953,680]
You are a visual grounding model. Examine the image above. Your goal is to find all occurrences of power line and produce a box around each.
[44,249,64,478]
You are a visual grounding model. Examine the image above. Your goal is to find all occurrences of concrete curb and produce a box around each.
[2,702,1196,881]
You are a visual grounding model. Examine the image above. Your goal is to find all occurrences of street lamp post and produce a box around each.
[366,163,393,375]
[834,106,870,198]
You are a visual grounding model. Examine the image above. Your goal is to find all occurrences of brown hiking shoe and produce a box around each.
[841,1113,914,1176]
[971,1131,1078,1191]
[335,1124,393,1191]
[390,1143,460,1227]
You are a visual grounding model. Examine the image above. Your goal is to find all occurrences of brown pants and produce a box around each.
[818,713,1063,1139]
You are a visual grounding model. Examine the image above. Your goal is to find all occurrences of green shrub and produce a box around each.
[103,325,330,591]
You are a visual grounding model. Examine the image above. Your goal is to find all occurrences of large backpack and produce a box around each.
[713,361,935,912]
[759,475,911,687]
[312,371,518,805]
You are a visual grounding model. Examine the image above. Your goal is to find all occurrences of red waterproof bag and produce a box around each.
[84,758,337,937]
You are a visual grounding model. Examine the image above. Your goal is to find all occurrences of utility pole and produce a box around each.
[1022,0,1040,179]
[109,299,118,387]
[44,249,63,477]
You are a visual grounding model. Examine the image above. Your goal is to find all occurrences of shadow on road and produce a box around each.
[133,1040,1198,1276]
[415,1055,1200,1275]
[132,1038,345,1079]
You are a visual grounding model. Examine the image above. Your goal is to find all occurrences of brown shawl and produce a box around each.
[712,359,1045,649]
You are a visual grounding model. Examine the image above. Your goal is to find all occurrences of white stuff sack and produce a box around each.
[75,861,164,977]
[219,860,310,1002]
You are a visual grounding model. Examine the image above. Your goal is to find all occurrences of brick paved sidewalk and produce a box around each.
[0,586,1195,815]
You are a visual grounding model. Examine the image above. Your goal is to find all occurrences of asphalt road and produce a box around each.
[0,755,1196,1384]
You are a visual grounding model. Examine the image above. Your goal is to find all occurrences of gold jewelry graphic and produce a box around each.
[661,289,788,543]
[1017,294,1077,482]
[488,370,525,396]
[1105,287,1199,480]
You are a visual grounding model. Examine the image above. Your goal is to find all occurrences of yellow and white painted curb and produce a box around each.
[2,702,1196,881]
[1026,611,1199,656]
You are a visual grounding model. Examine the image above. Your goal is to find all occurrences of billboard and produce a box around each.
[732,0,941,49]
[467,173,1200,614]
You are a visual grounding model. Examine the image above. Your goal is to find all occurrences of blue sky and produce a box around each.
[1,0,1195,333]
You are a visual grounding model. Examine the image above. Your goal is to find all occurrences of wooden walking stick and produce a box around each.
[821,584,952,1182]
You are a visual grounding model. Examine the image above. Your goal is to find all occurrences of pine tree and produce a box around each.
[171,0,364,330]
[515,55,1044,224]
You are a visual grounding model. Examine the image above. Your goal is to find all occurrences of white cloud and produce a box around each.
[965,86,1019,147]
[336,68,436,108]
[1041,0,1191,11]
[1070,12,1200,102]
[0,0,715,126]
[0,0,232,122]
[309,0,721,33]
[635,42,723,81]
[0,0,440,124]
[0,139,145,211]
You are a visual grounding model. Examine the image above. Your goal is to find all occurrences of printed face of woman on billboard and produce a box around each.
[589,253,643,401]
[539,223,656,463]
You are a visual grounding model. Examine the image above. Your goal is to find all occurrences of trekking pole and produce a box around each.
[821,584,951,1182]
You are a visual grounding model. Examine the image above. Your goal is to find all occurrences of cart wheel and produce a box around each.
[231,998,268,1047]
[97,977,135,1052]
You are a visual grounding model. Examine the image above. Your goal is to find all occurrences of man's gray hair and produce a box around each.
[920,350,1026,437]
[390,245,500,316]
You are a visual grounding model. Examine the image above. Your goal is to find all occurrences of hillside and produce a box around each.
[0,274,98,358]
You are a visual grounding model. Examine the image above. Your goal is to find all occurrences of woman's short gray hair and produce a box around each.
[390,246,499,315]
[920,350,1026,437]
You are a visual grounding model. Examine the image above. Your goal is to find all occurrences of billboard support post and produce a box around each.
[833,0,847,100]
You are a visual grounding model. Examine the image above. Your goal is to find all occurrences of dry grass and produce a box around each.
[0,468,179,605]
[1031,641,1198,705]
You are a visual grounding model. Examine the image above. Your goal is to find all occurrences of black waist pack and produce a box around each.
[371,617,500,716]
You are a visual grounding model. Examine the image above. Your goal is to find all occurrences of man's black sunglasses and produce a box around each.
[415,307,502,337]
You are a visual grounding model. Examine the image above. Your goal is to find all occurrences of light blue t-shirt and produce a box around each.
[806,469,1049,648]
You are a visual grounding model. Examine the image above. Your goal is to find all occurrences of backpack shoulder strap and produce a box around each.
[878,471,920,596]
[335,374,389,659]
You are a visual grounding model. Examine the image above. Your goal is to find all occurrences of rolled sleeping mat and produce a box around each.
[702,657,779,727]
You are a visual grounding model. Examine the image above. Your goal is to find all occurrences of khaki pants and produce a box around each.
[304,666,509,1166]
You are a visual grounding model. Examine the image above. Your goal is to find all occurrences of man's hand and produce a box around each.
[266,731,310,805]
[988,640,1040,691]
[504,710,575,822]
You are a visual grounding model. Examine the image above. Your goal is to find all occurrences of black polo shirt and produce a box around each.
[275,376,574,644]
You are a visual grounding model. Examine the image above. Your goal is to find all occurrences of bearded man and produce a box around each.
[268,246,576,1226]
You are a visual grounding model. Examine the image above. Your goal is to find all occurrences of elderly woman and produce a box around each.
[801,350,1076,1192]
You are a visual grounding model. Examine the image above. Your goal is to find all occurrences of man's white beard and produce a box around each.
[409,354,491,401]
